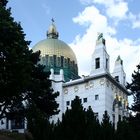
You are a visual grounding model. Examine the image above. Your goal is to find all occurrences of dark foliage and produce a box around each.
[127,64,140,112]
[0,0,59,123]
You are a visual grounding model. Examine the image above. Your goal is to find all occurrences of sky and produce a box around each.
[8,0,140,83]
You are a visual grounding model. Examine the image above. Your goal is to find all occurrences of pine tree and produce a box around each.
[101,111,114,140]
[115,119,136,140]
[127,64,140,112]
[59,96,86,140]
[127,64,140,138]
[85,106,100,140]
[0,0,59,126]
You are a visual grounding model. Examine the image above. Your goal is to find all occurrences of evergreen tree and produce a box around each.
[101,111,114,140]
[115,119,136,140]
[127,64,140,138]
[127,64,140,112]
[85,106,100,140]
[58,96,86,140]
[0,0,31,118]
[0,0,59,133]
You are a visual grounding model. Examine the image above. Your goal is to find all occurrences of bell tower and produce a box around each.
[90,33,110,76]
[112,55,126,86]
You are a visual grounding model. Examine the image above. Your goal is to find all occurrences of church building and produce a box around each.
[32,20,129,128]
[0,20,129,132]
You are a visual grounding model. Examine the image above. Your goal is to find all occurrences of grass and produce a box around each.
[0,130,32,140]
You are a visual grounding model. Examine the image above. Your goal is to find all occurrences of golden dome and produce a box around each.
[32,38,77,64]
[32,19,79,81]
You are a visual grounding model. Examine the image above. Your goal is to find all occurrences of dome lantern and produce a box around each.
[47,18,59,39]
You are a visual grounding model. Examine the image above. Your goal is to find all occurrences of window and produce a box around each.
[106,58,108,69]
[95,95,99,100]
[61,56,64,67]
[83,98,87,103]
[45,55,49,66]
[95,58,100,69]
[53,55,56,67]
[94,113,98,119]
[115,76,119,82]
[119,115,121,121]
[112,114,115,128]
[57,57,61,66]
[50,56,53,66]
[66,101,70,106]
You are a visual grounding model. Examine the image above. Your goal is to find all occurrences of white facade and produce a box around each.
[50,33,129,128]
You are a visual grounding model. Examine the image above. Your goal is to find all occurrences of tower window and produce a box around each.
[53,55,56,67]
[115,76,119,82]
[106,58,108,69]
[45,55,49,66]
[66,101,70,106]
[95,95,99,100]
[95,58,100,69]
[50,56,53,66]
[94,112,98,119]
[61,56,64,67]
[83,98,87,103]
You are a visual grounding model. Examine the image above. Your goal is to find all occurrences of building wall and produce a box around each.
[51,74,129,127]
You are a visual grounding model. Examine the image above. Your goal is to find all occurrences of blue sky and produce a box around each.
[8,0,140,82]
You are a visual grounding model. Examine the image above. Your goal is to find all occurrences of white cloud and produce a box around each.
[106,2,128,19]
[80,0,140,29]
[70,5,140,83]
[79,0,128,22]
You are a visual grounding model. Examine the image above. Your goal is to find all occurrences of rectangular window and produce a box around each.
[53,55,56,67]
[50,56,53,66]
[57,57,61,66]
[66,101,70,106]
[95,95,99,100]
[83,98,87,103]
[95,58,100,69]
[119,115,121,121]
[106,58,108,69]
[61,56,64,67]
[45,55,49,66]
[112,114,115,128]
[94,113,98,119]
[115,76,119,82]
[68,58,70,68]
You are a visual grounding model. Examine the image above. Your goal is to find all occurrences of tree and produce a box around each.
[85,106,100,140]
[100,111,114,140]
[127,64,140,137]
[56,96,86,140]
[0,0,59,126]
[115,118,136,140]
[127,64,140,112]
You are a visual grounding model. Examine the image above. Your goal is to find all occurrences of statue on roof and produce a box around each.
[96,32,105,45]
[97,32,103,41]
